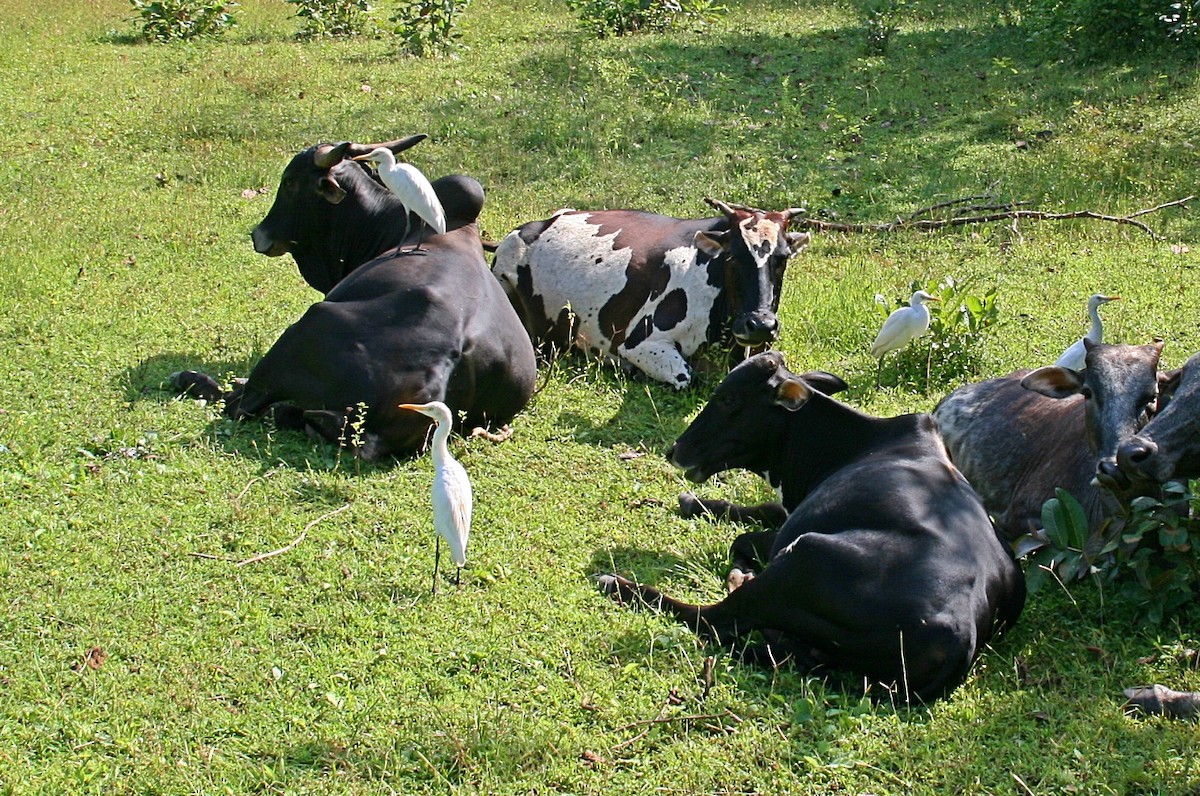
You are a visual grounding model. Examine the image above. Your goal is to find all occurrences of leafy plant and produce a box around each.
[1018,0,1200,58]
[1020,483,1200,623]
[875,277,999,391]
[566,0,726,37]
[850,0,907,55]
[391,0,469,55]
[287,0,376,38]
[129,0,237,42]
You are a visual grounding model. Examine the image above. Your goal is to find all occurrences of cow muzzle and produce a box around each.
[251,226,293,257]
[1114,436,1167,485]
[733,312,780,346]
[666,442,709,483]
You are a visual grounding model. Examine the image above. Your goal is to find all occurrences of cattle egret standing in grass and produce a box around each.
[1055,293,1120,370]
[399,401,471,592]
[352,147,446,252]
[869,290,940,387]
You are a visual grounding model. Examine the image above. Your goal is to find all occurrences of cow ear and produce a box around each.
[1156,367,1184,412]
[797,370,848,396]
[1021,365,1085,399]
[775,377,812,411]
[694,229,729,258]
[318,174,347,205]
[785,231,811,254]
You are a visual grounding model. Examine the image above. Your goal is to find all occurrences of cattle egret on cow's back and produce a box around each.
[399,401,471,592]
[869,290,940,387]
[1054,293,1120,370]
[352,147,447,252]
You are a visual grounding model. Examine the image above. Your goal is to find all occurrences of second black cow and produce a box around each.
[598,352,1025,703]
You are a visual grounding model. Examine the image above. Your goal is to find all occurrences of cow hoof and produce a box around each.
[1124,684,1200,720]
[594,573,635,603]
[726,567,755,593]
[170,370,224,402]
[679,492,704,518]
[470,424,514,443]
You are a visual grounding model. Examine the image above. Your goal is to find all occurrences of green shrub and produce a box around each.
[391,0,469,55]
[1021,483,1200,623]
[566,0,726,37]
[286,0,376,38]
[1020,0,1200,58]
[129,0,237,42]
[876,277,999,391]
[850,0,907,55]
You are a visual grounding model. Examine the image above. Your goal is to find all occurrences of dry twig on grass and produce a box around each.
[235,503,351,567]
[786,195,1194,239]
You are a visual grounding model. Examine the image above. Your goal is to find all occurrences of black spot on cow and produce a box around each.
[623,315,655,350]
[653,288,688,332]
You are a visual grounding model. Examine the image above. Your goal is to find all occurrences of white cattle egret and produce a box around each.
[869,290,940,386]
[1054,293,1120,370]
[352,147,447,251]
[399,401,471,592]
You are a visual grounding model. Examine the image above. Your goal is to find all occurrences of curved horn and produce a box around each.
[783,207,807,221]
[704,197,737,216]
[344,134,428,161]
[313,141,352,170]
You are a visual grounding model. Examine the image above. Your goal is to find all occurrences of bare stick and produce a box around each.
[235,503,351,567]
[793,196,1191,239]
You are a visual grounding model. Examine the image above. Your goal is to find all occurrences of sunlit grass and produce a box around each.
[0,0,1199,793]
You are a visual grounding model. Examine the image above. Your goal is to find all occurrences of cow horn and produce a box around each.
[313,141,352,170]
[344,134,428,161]
[783,207,807,220]
[704,197,737,217]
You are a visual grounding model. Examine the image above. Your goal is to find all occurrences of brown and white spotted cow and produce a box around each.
[491,199,809,389]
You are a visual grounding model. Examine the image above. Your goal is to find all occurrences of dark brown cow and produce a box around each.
[932,340,1164,540]
[173,138,536,459]
[598,352,1025,704]
[492,200,808,389]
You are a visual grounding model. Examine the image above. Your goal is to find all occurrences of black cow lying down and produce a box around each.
[598,352,1026,704]
[173,137,537,459]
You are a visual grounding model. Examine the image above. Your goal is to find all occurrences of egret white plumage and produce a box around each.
[399,401,471,592]
[1054,293,1120,370]
[352,147,447,252]
[869,289,940,387]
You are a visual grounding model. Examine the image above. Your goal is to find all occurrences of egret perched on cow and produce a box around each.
[1055,293,1120,370]
[399,401,471,592]
[869,289,940,387]
[352,147,447,252]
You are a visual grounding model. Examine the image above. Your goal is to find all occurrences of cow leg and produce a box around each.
[171,370,226,403]
[679,492,788,527]
[727,529,778,592]
[597,574,743,645]
[618,339,693,390]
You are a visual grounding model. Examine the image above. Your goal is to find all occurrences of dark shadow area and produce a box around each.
[484,12,1200,229]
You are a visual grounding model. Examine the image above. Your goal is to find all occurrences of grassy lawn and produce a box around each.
[1,0,1199,793]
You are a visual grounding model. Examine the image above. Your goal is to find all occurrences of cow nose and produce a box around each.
[737,313,779,343]
[664,442,677,462]
[1117,437,1157,470]
[1095,457,1130,492]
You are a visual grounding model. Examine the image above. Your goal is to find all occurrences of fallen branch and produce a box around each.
[792,195,1193,239]
[236,503,351,567]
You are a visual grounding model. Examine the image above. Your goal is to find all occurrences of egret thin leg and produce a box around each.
[433,534,441,595]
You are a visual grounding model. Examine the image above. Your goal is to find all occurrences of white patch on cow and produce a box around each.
[494,212,723,389]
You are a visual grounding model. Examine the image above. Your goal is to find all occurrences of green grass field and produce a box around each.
[1,0,1199,792]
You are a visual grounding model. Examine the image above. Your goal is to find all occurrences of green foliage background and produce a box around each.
[1,0,1199,793]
